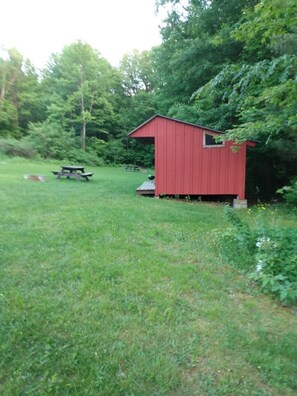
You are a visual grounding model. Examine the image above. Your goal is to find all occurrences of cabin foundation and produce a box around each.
[233,199,248,209]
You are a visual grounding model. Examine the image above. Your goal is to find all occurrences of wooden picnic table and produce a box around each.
[52,165,93,181]
[124,164,140,172]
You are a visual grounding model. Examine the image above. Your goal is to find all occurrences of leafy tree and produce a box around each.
[42,41,121,150]
[233,0,297,59]
[118,50,158,165]
[118,49,157,127]
[0,48,44,138]
[153,0,258,109]
[119,50,155,95]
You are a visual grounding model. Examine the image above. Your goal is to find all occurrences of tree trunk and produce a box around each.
[81,121,86,151]
[0,64,7,108]
[79,65,86,151]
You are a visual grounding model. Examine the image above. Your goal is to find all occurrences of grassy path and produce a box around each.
[1,159,296,395]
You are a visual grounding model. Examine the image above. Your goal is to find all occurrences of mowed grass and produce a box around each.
[1,158,297,396]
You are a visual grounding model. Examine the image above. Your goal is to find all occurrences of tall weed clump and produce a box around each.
[212,205,297,305]
[212,206,256,270]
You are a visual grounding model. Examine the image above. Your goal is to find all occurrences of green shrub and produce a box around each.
[25,121,77,160]
[0,137,37,158]
[23,121,105,166]
[250,227,297,304]
[66,148,104,166]
[277,179,297,206]
[125,139,155,167]
[87,137,107,158]
[255,228,297,281]
[212,206,297,305]
[103,139,127,164]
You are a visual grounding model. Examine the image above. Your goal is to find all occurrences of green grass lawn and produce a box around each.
[1,158,297,395]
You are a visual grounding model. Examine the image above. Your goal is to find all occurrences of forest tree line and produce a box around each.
[0,0,296,200]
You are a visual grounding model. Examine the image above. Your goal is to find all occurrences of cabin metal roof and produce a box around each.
[128,114,225,136]
[128,114,257,144]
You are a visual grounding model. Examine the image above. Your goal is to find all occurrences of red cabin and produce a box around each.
[129,115,256,205]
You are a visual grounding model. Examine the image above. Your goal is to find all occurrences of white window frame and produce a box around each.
[203,131,225,148]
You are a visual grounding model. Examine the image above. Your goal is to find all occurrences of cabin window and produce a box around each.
[203,131,224,147]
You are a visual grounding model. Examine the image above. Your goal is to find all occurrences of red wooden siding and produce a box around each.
[129,116,251,199]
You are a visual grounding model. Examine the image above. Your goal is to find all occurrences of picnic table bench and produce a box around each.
[52,166,93,181]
